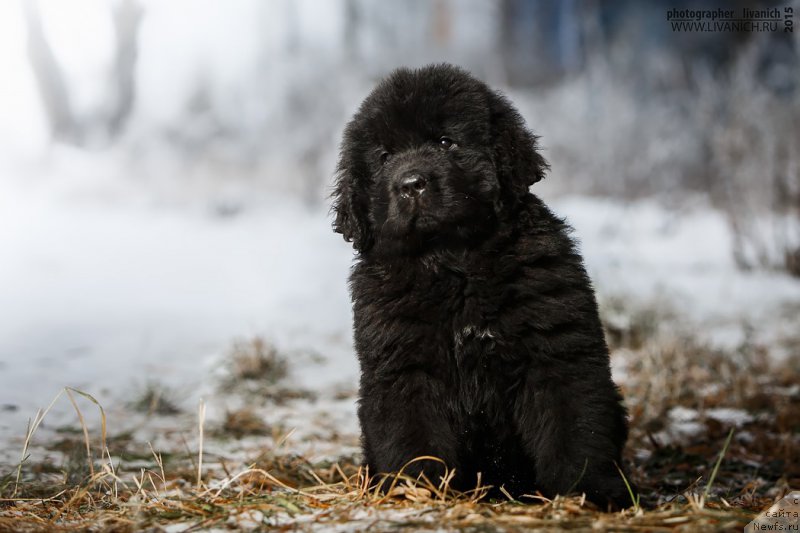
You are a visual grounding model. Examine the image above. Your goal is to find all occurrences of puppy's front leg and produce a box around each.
[514,365,632,509]
[358,369,458,487]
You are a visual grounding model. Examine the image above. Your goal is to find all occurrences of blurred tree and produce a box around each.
[433,0,452,47]
[500,0,587,86]
[344,0,361,61]
[108,0,143,138]
[23,0,77,143]
[23,0,143,146]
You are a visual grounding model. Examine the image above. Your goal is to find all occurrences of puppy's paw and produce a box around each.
[581,475,638,511]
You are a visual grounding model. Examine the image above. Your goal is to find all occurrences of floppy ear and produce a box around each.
[489,91,549,202]
[331,127,373,253]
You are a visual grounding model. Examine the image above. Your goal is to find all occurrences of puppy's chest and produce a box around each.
[403,269,511,368]
[356,261,516,362]
[358,264,522,411]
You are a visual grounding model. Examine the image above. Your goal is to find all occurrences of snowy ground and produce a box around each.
[0,158,358,461]
[1,156,799,468]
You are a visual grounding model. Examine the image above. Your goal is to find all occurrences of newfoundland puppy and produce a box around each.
[332,64,632,509]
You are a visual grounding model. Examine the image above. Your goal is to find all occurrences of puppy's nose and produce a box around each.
[398,174,427,199]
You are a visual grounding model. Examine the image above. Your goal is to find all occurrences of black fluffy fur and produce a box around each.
[332,64,632,509]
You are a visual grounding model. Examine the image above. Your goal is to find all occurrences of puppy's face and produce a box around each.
[364,70,501,255]
[333,64,548,256]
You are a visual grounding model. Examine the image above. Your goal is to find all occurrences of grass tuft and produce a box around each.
[129,381,182,415]
[218,337,315,403]
[218,407,271,438]
[224,337,288,385]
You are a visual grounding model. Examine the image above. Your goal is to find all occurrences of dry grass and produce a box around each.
[1,322,797,531]
[0,444,763,532]
[218,337,316,404]
[217,407,271,439]
[603,299,800,515]
[129,381,182,416]
[222,337,289,386]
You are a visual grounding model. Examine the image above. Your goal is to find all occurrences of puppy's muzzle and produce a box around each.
[395,173,427,199]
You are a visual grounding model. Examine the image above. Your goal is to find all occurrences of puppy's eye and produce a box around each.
[439,137,456,150]
[379,151,391,165]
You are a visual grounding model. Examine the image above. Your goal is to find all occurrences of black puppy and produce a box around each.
[332,64,632,509]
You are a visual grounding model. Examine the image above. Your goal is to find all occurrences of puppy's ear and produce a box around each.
[489,91,549,201]
[331,128,373,253]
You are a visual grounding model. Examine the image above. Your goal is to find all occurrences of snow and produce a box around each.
[0,163,357,457]
[705,408,753,427]
[555,196,800,354]
[654,407,704,445]
[2,161,799,461]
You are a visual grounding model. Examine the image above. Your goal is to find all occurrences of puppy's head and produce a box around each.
[332,64,548,255]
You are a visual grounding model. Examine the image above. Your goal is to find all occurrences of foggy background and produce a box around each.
[0,0,798,453]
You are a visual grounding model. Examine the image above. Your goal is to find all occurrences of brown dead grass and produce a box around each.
[129,381,182,416]
[218,337,316,404]
[226,337,288,384]
[1,324,797,531]
[218,407,271,439]
[0,451,764,532]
